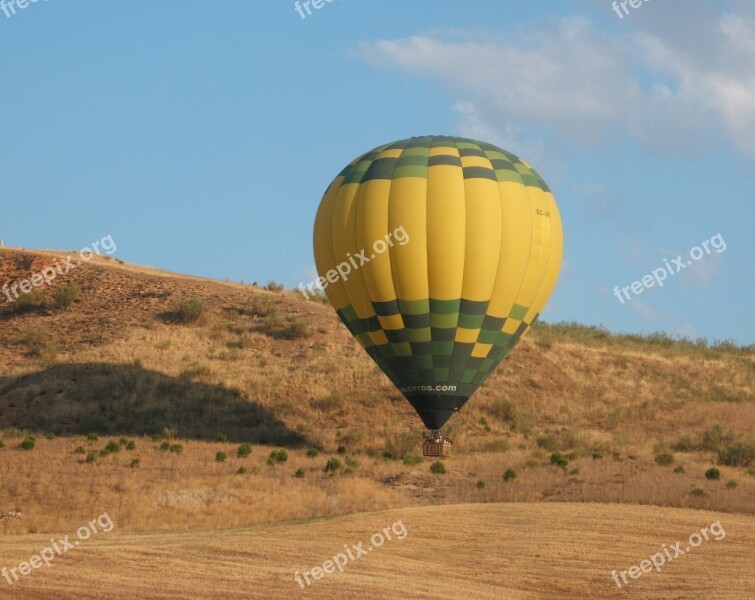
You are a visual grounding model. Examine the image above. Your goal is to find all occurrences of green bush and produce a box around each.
[169,444,183,454]
[402,453,423,466]
[550,452,568,469]
[46,433,56,440]
[536,432,558,451]
[673,465,685,474]
[160,441,171,451]
[726,479,739,489]
[217,432,229,443]
[54,283,81,308]
[655,452,675,466]
[237,467,248,475]
[105,440,121,453]
[718,441,755,467]
[129,458,140,468]
[690,488,707,497]
[0,440,6,449]
[126,441,136,451]
[19,436,36,451]
[11,288,45,312]
[305,447,319,458]
[705,467,721,480]
[216,452,228,463]
[87,433,99,442]
[86,452,97,464]
[324,458,342,473]
[430,461,447,475]
[295,468,306,478]
[178,297,205,324]
[701,424,734,451]
[269,449,288,463]
[237,444,252,458]
[476,480,486,489]
[503,467,518,481]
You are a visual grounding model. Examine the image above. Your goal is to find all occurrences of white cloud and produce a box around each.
[358,7,755,162]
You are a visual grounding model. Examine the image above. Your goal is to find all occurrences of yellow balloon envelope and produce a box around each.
[314,136,563,429]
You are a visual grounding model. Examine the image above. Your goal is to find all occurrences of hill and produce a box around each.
[0,246,753,536]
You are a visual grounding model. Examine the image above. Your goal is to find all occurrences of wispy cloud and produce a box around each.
[358,6,755,162]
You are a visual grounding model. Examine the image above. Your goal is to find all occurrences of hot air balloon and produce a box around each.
[313,136,563,455]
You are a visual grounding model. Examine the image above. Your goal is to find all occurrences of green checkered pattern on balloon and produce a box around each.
[335,136,550,191]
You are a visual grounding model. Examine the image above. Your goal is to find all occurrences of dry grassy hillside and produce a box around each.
[0,247,753,535]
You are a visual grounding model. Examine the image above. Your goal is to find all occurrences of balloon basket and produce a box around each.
[423,432,452,457]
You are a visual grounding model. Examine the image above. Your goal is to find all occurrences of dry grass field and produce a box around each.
[0,247,753,598]
[1,503,753,599]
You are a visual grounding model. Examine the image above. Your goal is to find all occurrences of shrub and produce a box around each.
[45,433,56,440]
[295,468,305,478]
[54,283,81,308]
[690,488,707,497]
[105,440,121,453]
[160,441,171,451]
[536,432,558,451]
[673,465,685,474]
[476,480,486,489]
[655,452,675,466]
[324,458,342,473]
[126,441,136,451]
[718,441,755,467]
[237,467,248,475]
[19,436,36,451]
[85,452,97,464]
[503,467,518,481]
[217,432,229,443]
[129,458,140,468]
[550,452,569,469]
[216,452,228,463]
[402,453,423,466]
[163,427,178,440]
[305,447,319,458]
[119,437,129,446]
[265,280,284,292]
[0,440,5,449]
[287,319,314,339]
[237,444,252,458]
[726,479,739,489]
[269,449,288,463]
[705,467,721,480]
[11,288,45,312]
[178,297,205,324]
[169,444,183,454]
[430,461,447,475]
[702,424,734,451]
[87,432,99,442]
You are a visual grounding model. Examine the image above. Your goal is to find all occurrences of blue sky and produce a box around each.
[1,0,752,344]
